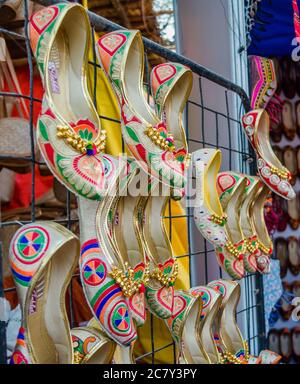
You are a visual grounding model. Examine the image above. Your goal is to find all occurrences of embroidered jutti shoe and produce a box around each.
[165,290,202,363]
[215,172,247,279]
[233,174,259,273]
[71,326,115,364]
[150,62,192,172]
[188,286,223,364]
[9,222,79,364]
[258,350,282,364]
[109,160,150,328]
[78,194,138,347]
[96,30,189,190]
[87,317,135,363]
[208,279,249,364]
[141,183,179,319]
[192,149,228,247]
[237,174,261,273]
[242,109,295,200]
[29,3,123,200]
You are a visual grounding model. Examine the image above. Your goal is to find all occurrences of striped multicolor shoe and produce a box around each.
[9,222,79,364]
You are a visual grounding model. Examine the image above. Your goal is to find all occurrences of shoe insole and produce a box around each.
[288,198,299,221]
[113,196,144,268]
[204,152,223,217]
[288,238,299,267]
[240,181,260,238]
[217,284,244,354]
[44,239,76,364]
[47,11,97,126]
[123,34,157,126]
[27,268,58,364]
[282,102,295,132]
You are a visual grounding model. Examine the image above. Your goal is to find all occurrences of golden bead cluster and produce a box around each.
[150,259,179,287]
[144,126,175,152]
[225,241,241,259]
[246,239,258,254]
[210,213,227,226]
[109,262,150,298]
[269,166,289,180]
[57,126,106,154]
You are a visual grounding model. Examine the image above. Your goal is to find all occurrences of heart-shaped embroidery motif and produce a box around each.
[172,295,186,317]
[157,286,174,313]
[154,64,176,85]
[129,293,146,322]
[98,33,126,56]
[217,174,236,193]
[31,6,58,34]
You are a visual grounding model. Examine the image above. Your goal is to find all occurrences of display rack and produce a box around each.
[0,0,266,364]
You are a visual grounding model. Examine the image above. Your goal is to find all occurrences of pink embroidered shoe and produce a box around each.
[192,149,228,247]
[242,109,295,200]
[29,3,124,200]
[96,30,189,190]
[9,222,79,364]
[215,172,247,279]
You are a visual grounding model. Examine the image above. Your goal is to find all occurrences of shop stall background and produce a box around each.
[0,0,266,363]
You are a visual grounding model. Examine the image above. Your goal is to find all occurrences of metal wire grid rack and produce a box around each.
[0,0,266,364]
